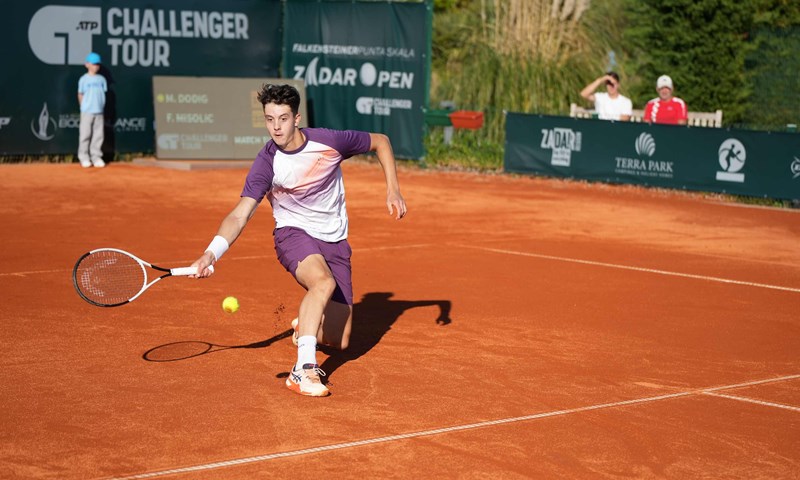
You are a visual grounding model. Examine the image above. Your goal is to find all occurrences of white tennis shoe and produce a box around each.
[285,363,329,397]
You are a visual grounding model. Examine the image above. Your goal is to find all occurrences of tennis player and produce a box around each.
[191,84,407,397]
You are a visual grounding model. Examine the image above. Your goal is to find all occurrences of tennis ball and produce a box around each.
[222,296,239,313]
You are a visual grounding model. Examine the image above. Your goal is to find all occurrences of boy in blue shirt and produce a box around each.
[77,52,107,168]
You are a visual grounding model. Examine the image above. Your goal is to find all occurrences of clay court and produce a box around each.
[1,159,798,479]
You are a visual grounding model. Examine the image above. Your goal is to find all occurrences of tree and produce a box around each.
[623,0,756,125]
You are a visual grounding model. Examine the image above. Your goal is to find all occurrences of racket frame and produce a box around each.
[72,248,208,307]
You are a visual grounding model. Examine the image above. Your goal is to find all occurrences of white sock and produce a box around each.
[296,335,317,369]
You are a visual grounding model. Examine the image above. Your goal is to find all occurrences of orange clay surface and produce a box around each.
[1,159,799,479]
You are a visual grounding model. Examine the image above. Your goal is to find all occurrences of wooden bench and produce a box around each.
[569,103,723,127]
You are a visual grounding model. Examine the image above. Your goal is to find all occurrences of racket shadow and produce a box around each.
[319,291,453,380]
[143,329,293,362]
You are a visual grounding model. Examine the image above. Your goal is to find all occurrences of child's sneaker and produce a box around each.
[92,159,106,168]
[285,363,329,397]
[290,318,299,346]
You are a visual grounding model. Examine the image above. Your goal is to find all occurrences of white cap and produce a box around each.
[656,75,673,90]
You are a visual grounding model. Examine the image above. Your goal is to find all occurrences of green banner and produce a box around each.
[0,0,281,155]
[505,113,800,200]
[283,0,431,159]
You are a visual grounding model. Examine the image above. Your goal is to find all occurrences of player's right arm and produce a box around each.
[580,75,608,102]
[191,196,259,277]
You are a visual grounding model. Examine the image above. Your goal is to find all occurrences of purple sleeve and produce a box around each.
[310,128,371,159]
[240,143,275,203]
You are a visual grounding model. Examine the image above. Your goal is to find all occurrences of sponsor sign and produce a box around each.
[1,0,281,155]
[284,1,429,159]
[153,76,307,159]
[504,113,800,200]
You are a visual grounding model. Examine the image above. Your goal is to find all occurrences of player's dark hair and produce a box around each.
[257,84,301,115]
[606,71,620,83]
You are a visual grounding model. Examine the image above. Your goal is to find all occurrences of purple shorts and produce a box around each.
[273,227,353,305]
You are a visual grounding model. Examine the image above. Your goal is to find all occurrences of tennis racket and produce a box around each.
[72,248,213,307]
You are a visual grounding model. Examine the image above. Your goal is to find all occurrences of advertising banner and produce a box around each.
[153,77,307,159]
[0,0,282,155]
[284,0,431,159]
[505,113,800,200]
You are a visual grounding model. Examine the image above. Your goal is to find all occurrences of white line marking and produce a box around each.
[108,374,800,480]
[456,244,800,293]
[702,392,800,412]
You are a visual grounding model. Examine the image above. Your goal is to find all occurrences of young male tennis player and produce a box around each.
[190,84,407,397]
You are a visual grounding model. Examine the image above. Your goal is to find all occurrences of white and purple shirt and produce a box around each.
[241,128,371,242]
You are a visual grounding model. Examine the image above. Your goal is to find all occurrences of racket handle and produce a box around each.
[171,265,215,276]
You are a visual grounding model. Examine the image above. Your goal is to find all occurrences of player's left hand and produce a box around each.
[387,191,407,220]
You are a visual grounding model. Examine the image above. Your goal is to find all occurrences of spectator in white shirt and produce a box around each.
[579,71,633,121]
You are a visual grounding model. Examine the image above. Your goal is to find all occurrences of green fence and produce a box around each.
[0,0,282,155]
[505,113,800,200]
[1,0,431,159]
[283,0,431,159]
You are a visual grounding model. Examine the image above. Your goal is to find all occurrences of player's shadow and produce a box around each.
[319,291,452,379]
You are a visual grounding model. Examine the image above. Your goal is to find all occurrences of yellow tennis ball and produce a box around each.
[222,296,239,313]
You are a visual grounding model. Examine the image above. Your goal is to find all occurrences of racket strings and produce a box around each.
[75,251,147,304]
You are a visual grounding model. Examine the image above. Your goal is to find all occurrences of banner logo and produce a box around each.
[29,6,102,65]
[0,117,11,130]
[635,132,656,157]
[716,138,746,183]
[614,132,673,178]
[791,157,800,179]
[28,6,252,67]
[31,103,57,141]
[293,56,414,89]
[355,97,412,116]
[540,128,581,167]
[157,133,178,150]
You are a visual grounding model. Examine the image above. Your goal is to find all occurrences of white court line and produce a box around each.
[108,374,800,480]
[456,244,800,294]
[702,392,800,412]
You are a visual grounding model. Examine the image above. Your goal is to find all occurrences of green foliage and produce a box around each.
[744,0,800,130]
[622,0,757,125]
[427,0,624,167]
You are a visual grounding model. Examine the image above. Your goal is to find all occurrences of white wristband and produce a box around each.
[205,235,229,261]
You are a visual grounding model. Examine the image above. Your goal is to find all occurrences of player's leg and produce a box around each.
[274,227,332,396]
[290,301,352,350]
[319,300,353,350]
[89,114,105,167]
[77,113,93,167]
[294,254,336,338]
[316,236,354,349]
[286,254,333,397]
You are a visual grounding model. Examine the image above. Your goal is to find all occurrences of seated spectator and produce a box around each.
[644,75,688,125]
[579,72,632,121]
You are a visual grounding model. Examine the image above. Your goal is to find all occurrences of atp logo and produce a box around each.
[634,132,656,157]
[158,134,179,150]
[28,6,101,65]
[31,103,57,141]
[716,138,746,183]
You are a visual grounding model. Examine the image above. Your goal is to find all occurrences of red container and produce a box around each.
[448,110,484,129]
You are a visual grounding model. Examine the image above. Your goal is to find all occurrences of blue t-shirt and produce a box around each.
[78,73,107,114]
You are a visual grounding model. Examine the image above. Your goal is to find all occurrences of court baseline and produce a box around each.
[455,244,800,294]
[109,374,800,480]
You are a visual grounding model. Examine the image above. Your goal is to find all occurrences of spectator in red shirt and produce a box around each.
[644,75,688,125]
